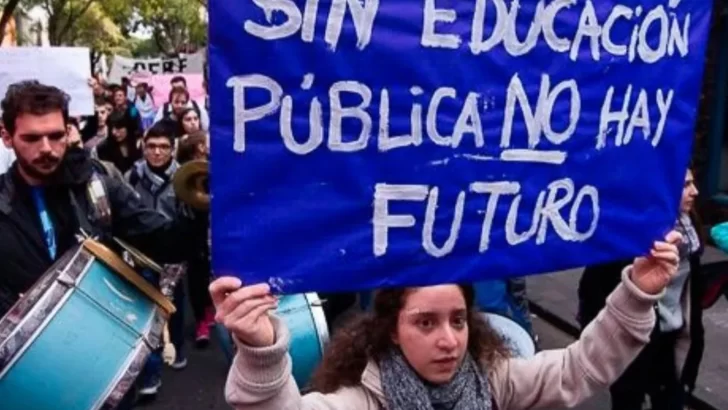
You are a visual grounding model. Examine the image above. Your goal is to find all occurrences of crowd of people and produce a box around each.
[0,74,715,410]
[82,74,209,174]
[83,75,214,400]
[0,77,213,407]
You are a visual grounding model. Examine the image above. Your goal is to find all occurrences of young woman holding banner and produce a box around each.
[211,230,682,410]
[578,169,704,410]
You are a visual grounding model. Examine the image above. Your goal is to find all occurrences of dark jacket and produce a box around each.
[125,160,179,221]
[0,147,188,316]
[121,104,143,138]
[80,114,100,143]
[577,242,705,393]
[185,207,210,266]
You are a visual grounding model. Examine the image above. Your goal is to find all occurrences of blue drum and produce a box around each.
[0,239,175,410]
[481,312,536,358]
[216,292,329,390]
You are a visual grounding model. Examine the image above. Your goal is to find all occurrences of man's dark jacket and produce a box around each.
[0,147,187,316]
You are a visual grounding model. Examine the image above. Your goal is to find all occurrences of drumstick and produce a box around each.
[162,323,176,365]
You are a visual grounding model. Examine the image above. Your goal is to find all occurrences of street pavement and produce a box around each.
[142,306,612,409]
[138,331,229,410]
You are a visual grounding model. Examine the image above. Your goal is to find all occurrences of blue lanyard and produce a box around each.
[31,188,57,260]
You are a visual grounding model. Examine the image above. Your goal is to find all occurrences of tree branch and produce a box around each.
[46,0,68,45]
[152,28,172,57]
[55,0,95,44]
[42,0,59,15]
[90,48,101,73]
[0,0,21,44]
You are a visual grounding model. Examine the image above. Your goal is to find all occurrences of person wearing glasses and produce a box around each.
[125,119,190,396]
[126,120,180,220]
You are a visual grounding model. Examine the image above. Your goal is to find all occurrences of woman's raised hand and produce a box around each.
[209,277,277,347]
[631,230,683,295]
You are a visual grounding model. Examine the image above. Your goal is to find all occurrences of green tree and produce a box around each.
[130,37,164,58]
[26,0,96,46]
[6,0,132,69]
[99,0,137,37]
[1,0,208,58]
[14,0,133,45]
[136,0,207,56]
[69,2,130,71]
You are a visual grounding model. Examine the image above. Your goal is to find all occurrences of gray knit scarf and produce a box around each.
[139,160,179,194]
[379,349,493,410]
[676,214,700,260]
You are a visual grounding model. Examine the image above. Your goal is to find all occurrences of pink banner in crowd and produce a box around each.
[131,73,205,110]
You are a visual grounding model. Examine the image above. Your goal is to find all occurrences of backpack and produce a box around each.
[127,166,141,188]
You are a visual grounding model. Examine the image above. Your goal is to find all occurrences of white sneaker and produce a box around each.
[138,378,162,396]
[170,357,188,370]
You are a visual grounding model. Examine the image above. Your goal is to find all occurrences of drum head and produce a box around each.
[84,239,175,315]
[481,312,536,358]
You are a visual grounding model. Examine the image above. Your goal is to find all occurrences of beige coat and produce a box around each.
[225,268,660,410]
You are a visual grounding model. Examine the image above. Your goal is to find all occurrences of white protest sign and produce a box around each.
[0,47,93,117]
[108,52,205,84]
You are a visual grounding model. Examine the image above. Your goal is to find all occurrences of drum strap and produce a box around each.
[69,189,99,240]
[30,188,57,260]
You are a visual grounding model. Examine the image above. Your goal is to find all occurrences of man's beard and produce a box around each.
[17,154,61,181]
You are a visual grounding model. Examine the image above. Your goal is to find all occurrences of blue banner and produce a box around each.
[210,0,712,293]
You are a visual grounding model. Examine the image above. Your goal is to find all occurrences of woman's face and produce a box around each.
[393,285,469,384]
[111,126,128,142]
[681,170,698,213]
[182,111,201,134]
[171,94,189,116]
[95,105,111,126]
[113,90,127,108]
[91,78,105,96]
[67,124,82,148]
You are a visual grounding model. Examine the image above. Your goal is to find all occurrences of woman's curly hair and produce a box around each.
[308,285,510,393]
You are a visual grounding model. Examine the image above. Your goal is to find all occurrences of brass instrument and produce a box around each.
[173,160,210,211]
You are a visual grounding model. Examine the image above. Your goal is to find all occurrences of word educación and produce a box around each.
[226,0,691,258]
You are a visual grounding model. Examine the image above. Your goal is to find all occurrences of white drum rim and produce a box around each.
[481,312,536,358]
[96,307,166,410]
[303,292,329,356]
[93,338,148,410]
[0,246,90,378]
